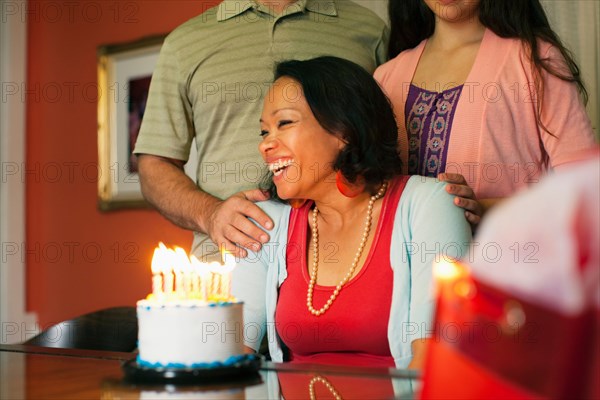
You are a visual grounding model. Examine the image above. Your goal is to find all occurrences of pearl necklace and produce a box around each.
[309,376,341,400]
[307,182,388,316]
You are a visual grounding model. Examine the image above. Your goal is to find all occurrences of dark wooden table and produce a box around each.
[0,344,420,399]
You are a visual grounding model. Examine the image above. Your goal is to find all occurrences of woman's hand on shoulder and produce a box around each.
[437,173,483,226]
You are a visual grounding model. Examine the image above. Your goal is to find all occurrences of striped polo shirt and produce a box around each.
[134,0,388,258]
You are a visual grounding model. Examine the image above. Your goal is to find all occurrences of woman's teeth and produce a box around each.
[268,159,294,176]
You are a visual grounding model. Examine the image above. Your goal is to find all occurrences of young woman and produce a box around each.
[232,56,471,369]
[375,0,596,225]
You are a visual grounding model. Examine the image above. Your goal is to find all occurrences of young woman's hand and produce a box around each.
[438,173,483,226]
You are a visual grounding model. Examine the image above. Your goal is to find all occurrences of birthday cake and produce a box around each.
[136,244,245,368]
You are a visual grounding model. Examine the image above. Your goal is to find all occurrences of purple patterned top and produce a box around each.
[405,84,463,177]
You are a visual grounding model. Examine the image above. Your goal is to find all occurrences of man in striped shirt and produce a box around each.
[134,0,388,261]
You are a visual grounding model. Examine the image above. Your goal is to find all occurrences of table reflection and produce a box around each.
[102,370,418,400]
[0,346,419,399]
[278,371,395,399]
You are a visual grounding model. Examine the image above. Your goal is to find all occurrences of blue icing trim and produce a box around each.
[137,353,253,369]
[208,301,240,307]
[138,301,243,309]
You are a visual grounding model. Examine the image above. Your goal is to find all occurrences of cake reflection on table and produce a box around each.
[102,376,261,400]
[138,385,245,400]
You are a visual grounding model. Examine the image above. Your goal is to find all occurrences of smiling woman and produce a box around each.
[259,76,345,201]
[259,58,402,202]
[231,56,472,370]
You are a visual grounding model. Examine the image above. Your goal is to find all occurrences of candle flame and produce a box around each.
[151,246,168,274]
[433,259,467,281]
[191,255,211,276]
[173,246,190,272]
[208,261,222,273]
[147,243,236,303]
[221,250,237,273]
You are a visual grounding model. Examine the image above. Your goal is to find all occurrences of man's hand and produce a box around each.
[438,173,483,226]
[205,189,273,258]
[137,154,273,258]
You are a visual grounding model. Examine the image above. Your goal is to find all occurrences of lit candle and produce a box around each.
[432,259,473,299]
[147,243,239,303]
[150,245,165,300]
[220,250,236,300]
[189,256,201,298]
[209,262,222,299]
[163,248,175,297]
[432,259,463,282]
[173,247,190,298]
[191,256,211,301]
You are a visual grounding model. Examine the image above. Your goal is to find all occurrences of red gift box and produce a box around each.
[420,261,599,399]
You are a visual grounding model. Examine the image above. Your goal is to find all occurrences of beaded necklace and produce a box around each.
[306,182,388,316]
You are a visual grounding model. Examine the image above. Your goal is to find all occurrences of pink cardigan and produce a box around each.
[375,29,596,199]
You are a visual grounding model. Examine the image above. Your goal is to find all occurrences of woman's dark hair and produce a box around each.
[388,0,588,132]
[261,56,402,200]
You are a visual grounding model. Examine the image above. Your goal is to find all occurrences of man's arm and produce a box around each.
[137,154,273,258]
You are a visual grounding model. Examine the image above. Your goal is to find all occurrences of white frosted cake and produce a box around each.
[135,243,247,369]
[136,300,245,368]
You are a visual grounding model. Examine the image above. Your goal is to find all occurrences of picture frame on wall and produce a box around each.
[97,35,164,211]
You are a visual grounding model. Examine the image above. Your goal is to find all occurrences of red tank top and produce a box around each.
[275,176,409,367]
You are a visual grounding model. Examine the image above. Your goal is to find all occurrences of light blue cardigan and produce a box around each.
[231,176,472,368]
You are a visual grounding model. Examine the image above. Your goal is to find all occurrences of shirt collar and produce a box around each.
[217,0,254,21]
[305,0,338,17]
[217,0,337,21]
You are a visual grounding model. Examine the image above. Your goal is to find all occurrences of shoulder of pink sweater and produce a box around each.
[479,30,574,84]
[536,37,562,58]
[493,31,570,72]
[374,41,425,84]
[536,39,574,76]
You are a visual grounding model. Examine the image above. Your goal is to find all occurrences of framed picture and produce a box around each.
[97,35,165,211]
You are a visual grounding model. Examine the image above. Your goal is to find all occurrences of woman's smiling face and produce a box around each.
[259,76,344,200]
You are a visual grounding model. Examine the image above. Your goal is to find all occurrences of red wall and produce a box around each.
[26,0,220,328]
